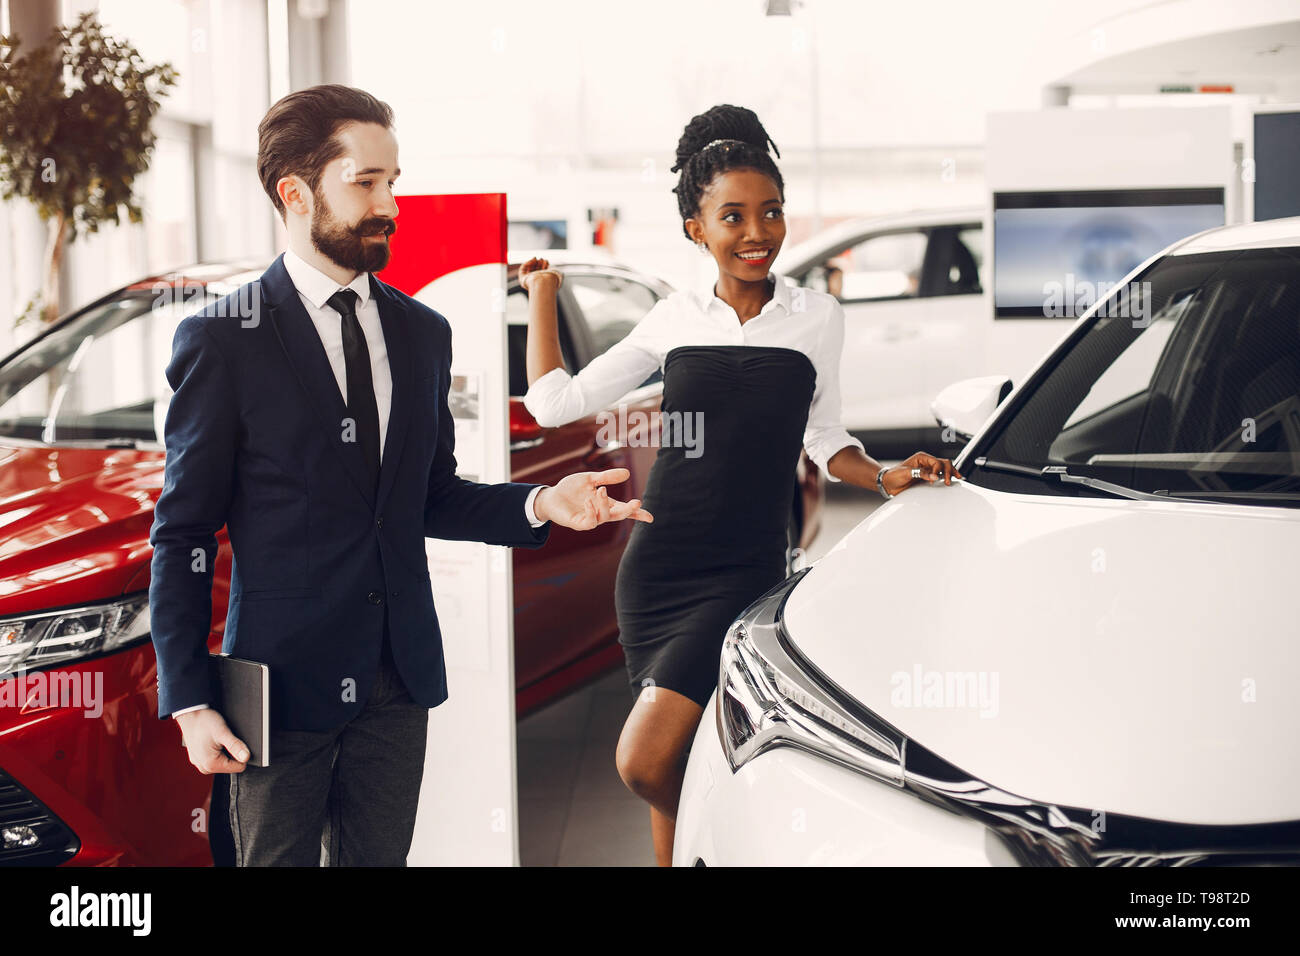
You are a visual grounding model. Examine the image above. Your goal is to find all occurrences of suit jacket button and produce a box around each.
[367,591,382,605]
[376,517,384,528]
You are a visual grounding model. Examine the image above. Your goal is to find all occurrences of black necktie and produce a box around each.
[326,288,380,496]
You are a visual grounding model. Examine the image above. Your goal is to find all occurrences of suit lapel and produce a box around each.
[370,273,412,514]
[261,254,377,506]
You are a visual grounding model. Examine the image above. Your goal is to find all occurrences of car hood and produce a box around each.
[782,479,1300,825]
[0,443,166,614]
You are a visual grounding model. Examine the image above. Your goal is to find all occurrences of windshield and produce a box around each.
[0,294,205,445]
[974,247,1300,508]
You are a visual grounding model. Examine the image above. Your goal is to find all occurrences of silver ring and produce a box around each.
[910,467,922,478]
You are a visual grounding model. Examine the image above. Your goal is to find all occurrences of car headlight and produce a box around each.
[0,594,151,673]
[717,569,906,787]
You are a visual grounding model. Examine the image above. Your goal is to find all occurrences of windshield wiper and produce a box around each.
[1150,489,1300,504]
[974,458,1181,502]
[972,458,1041,478]
[1040,466,1175,501]
[975,458,1300,506]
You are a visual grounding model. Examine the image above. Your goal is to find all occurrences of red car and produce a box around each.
[0,256,823,866]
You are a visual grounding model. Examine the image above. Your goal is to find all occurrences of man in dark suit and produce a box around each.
[148,85,650,866]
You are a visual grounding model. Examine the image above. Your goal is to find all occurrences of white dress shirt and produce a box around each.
[283,247,393,459]
[280,248,541,522]
[170,248,544,719]
[523,271,864,480]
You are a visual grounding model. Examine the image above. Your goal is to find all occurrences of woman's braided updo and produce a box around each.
[670,104,784,241]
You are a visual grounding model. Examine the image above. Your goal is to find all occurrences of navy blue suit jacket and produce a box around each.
[148,254,549,732]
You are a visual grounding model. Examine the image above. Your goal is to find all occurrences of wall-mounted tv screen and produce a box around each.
[1254,111,1300,222]
[994,188,1225,318]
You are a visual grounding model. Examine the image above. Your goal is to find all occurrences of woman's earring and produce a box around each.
[696,241,708,254]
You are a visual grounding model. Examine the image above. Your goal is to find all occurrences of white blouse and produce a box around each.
[523,271,864,481]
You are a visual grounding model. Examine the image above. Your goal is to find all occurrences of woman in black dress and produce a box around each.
[521,105,960,865]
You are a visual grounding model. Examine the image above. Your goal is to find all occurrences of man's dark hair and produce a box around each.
[669,104,784,241]
[257,84,394,218]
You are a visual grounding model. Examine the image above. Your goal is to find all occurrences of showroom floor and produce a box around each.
[516,481,879,866]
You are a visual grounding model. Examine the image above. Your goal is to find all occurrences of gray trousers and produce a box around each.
[228,625,430,866]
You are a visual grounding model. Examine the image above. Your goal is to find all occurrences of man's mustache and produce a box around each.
[356,218,396,237]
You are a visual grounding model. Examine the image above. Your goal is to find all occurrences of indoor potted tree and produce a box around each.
[0,9,177,330]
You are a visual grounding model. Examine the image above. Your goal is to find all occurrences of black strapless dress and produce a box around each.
[614,344,817,707]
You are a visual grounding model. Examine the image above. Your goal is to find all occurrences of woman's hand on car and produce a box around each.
[881,452,962,495]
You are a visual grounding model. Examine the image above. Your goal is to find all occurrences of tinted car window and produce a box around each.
[958,226,985,291]
[505,284,579,398]
[0,295,200,443]
[565,273,658,359]
[923,225,983,297]
[565,272,662,387]
[977,248,1300,507]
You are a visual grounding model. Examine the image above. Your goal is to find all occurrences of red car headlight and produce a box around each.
[0,594,150,674]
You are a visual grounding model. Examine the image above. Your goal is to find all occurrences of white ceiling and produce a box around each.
[1057,17,1300,95]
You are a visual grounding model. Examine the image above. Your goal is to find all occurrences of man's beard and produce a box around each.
[310,185,396,273]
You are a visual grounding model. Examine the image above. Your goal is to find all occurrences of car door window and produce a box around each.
[802,230,927,302]
[957,226,985,292]
[506,284,579,398]
[0,295,201,443]
[564,273,662,386]
[921,225,984,297]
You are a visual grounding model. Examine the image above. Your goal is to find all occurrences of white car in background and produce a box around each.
[675,216,1300,866]
[777,208,1071,458]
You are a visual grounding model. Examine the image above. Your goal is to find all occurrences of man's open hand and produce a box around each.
[534,468,653,531]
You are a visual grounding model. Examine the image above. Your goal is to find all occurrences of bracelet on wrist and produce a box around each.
[875,465,893,500]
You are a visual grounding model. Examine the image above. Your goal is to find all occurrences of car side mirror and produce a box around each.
[930,375,1013,442]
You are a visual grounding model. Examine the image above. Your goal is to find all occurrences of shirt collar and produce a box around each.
[282,247,372,311]
[691,271,792,318]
